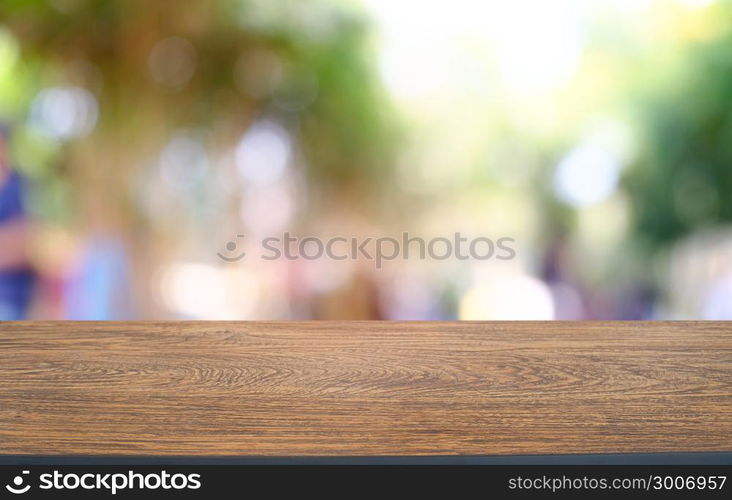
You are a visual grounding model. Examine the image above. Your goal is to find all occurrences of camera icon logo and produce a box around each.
[5,470,31,494]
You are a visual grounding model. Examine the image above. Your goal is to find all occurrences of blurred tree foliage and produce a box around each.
[626,11,732,249]
[0,0,395,223]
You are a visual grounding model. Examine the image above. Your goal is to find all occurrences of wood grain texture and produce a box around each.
[0,321,730,456]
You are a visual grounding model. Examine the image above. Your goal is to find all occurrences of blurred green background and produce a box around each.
[0,0,731,320]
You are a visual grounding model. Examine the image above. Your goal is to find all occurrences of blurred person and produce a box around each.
[63,236,133,320]
[62,190,134,320]
[0,125,35,320]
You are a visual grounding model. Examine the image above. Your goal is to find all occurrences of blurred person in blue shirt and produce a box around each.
[0,125,35,320]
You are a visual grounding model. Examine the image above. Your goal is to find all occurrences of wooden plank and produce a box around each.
[0,321,730,456]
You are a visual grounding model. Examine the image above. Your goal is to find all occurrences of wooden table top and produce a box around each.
[0,321,730,456]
